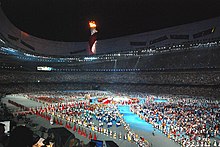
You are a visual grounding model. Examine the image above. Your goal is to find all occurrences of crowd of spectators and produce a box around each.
[0,70,219,86]
[73,46,220,70]
[3,89,219,147]
[131,96,220,146]
[0,42,220,101]
[1,82,220,99]
[137,47,220,70]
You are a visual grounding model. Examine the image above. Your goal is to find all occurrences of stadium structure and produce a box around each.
[0,3,220,98]
[1,3,220,147]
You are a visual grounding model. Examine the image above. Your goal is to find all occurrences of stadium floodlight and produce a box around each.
[88,20,98,55]
[0,39,5,44]
[37,66,52,71]
[84,57,98,61]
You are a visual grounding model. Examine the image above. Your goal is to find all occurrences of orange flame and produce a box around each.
[89,21,96,28]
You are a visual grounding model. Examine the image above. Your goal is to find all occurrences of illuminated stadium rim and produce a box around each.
[1,37,220,63]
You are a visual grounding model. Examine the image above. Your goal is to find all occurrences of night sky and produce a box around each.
[1,0,220,42]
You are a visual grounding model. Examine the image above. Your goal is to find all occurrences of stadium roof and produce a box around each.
[1,0,220,42]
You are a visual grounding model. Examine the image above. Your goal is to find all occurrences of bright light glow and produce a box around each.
[89,21,96,28]
[37,66,52,71]
[84,57,97,60]
[0,39,5,44]
[1,47,16,52]
[91,40,97,54]
[212,27,215,33]
[91,29,98,35]
[24,53,36,57]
